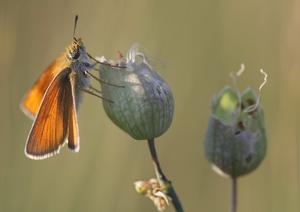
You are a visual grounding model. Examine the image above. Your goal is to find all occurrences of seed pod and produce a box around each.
[204,86,267,178]
[98,44,174,140]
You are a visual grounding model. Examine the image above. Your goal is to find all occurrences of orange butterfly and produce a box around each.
[20,16,97,160]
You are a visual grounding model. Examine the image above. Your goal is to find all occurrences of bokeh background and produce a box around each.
[1,0,299,211]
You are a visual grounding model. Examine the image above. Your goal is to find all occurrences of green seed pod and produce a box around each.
[98,44,174,140]
[204,85,267,178]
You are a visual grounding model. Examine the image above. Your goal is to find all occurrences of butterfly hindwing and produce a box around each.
[67,71,80,152]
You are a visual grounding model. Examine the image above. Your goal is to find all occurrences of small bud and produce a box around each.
[204,66,267,178]
[98,43,174,140]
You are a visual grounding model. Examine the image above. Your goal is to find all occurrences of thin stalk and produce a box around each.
[147,139,184,212]
[231,177,237,212]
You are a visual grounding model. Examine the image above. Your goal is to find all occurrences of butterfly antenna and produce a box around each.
[73,15,79,41]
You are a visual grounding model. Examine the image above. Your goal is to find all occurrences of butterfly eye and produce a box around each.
[71,49,80,60]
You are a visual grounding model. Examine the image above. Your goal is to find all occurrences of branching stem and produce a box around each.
[147,139,184,212]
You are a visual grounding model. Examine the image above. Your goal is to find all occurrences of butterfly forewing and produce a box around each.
[20,57,66,119]
[25,68,78,160]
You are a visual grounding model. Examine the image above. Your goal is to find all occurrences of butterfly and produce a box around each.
[20,15,98,160]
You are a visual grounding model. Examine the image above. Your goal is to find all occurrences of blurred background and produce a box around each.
[1,0,299,211]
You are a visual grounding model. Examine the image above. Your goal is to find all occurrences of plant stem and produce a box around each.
[231,177,237,212]
[147,139,184,212]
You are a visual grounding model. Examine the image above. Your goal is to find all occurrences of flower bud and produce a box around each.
[98,44,174,140]
[204,73,267,178]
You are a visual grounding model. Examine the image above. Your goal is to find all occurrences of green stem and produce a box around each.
[231,177,237,212]
[147,139,184,212]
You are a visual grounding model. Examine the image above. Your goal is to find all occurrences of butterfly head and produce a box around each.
[65,37,94,71]
[67,38,84,60]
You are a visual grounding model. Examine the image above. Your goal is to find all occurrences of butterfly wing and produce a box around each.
[20,57,65,120]
[25,68,80,160]
[66,71,80,152]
